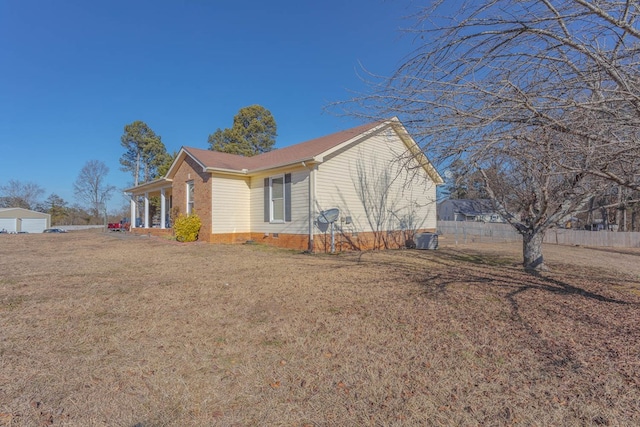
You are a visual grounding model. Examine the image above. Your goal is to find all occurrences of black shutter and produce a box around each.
[285,173,292,222]
[264,178,270,222]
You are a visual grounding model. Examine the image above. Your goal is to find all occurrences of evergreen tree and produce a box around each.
[44,193,68,225]
[120,121,168,186]
[444,159,489,200]
[208,105,277,156]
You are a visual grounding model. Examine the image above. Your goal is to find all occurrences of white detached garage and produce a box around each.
[0,208,51,233]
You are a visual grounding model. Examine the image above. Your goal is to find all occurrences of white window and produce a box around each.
[186,181,194,214]
[270,175,284,222]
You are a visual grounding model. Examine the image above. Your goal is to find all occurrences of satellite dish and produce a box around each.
[317,208,340,253]
[317,208,339,224]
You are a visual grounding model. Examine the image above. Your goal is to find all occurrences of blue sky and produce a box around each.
[0,0,423,211]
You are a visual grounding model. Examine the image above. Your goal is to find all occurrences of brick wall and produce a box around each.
[131,228,173,238]
[133,227,436,252]
[314,228,436,252]
[209,232,253,244]
[248,232,310,250]
[172,156,212,238]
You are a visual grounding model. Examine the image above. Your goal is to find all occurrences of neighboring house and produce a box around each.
[0,208,51,233]
[438,199,505,223]
[125,117,444,251]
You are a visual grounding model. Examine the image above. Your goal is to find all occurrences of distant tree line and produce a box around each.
[0,158,118,225]
[0,180,109,225]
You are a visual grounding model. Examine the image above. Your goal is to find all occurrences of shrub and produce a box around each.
[173,214,201,242]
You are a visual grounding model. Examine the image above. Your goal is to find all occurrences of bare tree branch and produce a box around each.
[337,0,640,269]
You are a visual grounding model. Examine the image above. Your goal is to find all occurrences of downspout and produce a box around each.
[302,162,316,252]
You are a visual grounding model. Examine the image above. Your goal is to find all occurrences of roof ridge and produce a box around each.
[183,119,388,172]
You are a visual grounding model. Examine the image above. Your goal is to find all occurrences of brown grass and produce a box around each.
[1,231,639,426]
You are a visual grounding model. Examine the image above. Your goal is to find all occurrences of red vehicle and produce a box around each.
[108,219,131,231]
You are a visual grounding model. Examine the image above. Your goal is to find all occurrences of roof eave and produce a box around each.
[204,167,249,176]
[166,147,208,179]
[124,178,173,193]
[246,157,322,174]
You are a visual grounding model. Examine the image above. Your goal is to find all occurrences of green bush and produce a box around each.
[173,214,201,242]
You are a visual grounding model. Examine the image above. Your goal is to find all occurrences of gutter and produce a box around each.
[204,157,322,176]
[204,167,250,176]
[302,161,317,252]
[245,156,322,175]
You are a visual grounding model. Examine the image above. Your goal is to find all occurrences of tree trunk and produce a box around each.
[523,231,546,271]
[617,186,624,231]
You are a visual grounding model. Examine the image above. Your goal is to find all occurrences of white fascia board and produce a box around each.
[204,167,249,176]
[243,157,321,175]
[166,147,208,179]
[124,178,173,194]
[164,148,189,178]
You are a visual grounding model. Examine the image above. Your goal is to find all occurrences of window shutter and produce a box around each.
[285,173,292,222]
[264,178,270,222]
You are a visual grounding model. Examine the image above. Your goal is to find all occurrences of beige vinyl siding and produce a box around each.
[315,129,437,233]
[211,174,251,233]
[249,167,310,234]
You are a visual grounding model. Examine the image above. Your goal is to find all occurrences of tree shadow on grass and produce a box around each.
[414,254,640,376]
[418,251,638,306]
[332,247,640,388]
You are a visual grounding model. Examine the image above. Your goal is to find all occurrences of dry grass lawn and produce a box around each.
[1,231,639,426]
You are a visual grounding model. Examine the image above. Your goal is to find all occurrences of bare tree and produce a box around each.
[353,157,396,249]
[480,131,609,269]
[350,155,430,250]
[73,160,115,220]
[0,180,45,210]
[344,0,640,270]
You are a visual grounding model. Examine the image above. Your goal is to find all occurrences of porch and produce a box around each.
[126,178,174,235]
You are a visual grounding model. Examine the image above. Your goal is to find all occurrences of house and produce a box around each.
[0,208,51,233]
[125,117,444,251]
[437,199,505,223]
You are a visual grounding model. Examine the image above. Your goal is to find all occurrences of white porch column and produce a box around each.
[160,188,166,229]
[144,192,150,228]
[130,197,136,229]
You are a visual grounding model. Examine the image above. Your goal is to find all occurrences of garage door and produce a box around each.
[0,218,17,233]
[21,218,47,233]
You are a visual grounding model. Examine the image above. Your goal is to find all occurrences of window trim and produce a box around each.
[264,173,291,223]
[269,174,285,223]
[186,180,194,215]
